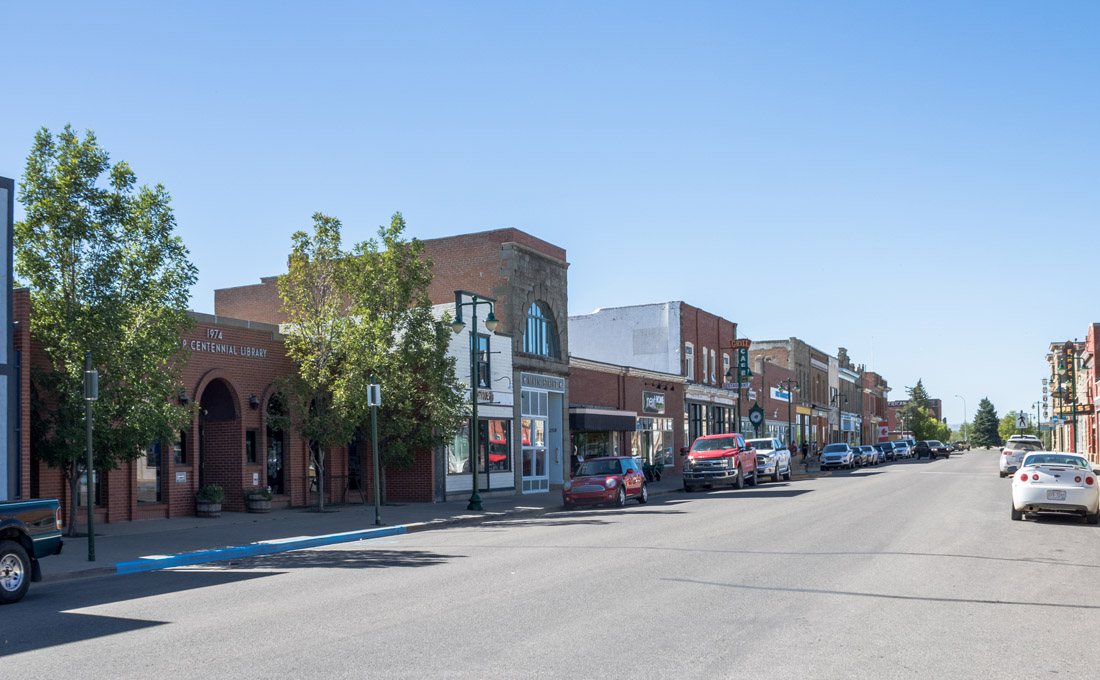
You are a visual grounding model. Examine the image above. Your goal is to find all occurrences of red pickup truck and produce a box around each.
[681,433,758,492]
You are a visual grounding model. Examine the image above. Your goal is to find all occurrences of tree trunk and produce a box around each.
[65,461,80,538]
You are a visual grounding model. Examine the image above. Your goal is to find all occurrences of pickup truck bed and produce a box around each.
[1,499,64,604]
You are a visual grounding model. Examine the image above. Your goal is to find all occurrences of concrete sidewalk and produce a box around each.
[44,476,685,582]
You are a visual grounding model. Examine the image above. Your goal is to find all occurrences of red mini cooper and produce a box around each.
[563,456,649,508]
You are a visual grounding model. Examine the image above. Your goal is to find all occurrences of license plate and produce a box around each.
[1047,490,1067,501]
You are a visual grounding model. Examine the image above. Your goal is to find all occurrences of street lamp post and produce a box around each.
[955,394,967,443]
[1032,401,1041,439]
[831,392,848,444]
[779,377,800,446]
[450,290,500,512]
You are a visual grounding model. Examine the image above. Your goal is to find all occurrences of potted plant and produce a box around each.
[196,484,224,518]
[244,486,273,513]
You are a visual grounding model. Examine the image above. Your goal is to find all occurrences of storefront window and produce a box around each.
[173,431,188,465]
[448,419,512,474]
[137,442,161,504]
[473,333,490,388]
[245,430,258,464]
[633,418,674,466]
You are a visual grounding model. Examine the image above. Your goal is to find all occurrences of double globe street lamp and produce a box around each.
[450,290,499,511]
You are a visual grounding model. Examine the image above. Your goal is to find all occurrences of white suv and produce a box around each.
[999,435,1043,477]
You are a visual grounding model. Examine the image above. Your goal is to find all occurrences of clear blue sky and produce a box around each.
[3,1,1097,426]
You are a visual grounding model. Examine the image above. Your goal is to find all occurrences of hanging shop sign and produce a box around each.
[642,391,666,414]
[770,387,793,402]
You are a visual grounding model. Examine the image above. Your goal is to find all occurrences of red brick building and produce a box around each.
[568,357,685,475]
[216,228,572,497]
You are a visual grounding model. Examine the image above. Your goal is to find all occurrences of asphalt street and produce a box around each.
[5,450,1099,679]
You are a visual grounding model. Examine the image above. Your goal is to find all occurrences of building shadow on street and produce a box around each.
[4,569,280,657]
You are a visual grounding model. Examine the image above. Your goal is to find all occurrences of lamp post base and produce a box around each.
[467,493,483,511]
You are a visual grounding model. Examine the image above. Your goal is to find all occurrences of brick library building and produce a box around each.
[9,228,573,526]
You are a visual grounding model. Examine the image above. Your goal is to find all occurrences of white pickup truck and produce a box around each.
[746,437,792,482]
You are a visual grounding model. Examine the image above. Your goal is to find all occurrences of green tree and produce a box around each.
[16,126,197,535]
[276,213,357,512]
[277,212,465,507]
[970,397,1000,448]
[903,380,935,440]
[341,213,466,501]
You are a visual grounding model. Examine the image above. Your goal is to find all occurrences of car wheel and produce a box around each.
[1011,506,1023,521]
[683,481,694,493]
[638,483,649,504]
[614,486,627,507]
[1087,510,1099,526]
[563,501,575,510]
[733,466,744,490]
[746,469,757,487]
[0,540,31,605]
[772,466,781,483]
[783,466,792,481]
[999,471,1005,478]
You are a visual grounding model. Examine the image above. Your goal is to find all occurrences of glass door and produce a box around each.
[521,390,550,493]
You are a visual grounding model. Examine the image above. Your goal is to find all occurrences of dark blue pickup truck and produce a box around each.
[1,499,64,604]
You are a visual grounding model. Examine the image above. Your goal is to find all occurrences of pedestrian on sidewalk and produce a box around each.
[800,441,808,461]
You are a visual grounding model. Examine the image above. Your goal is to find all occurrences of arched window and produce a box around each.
[523,302,560,358]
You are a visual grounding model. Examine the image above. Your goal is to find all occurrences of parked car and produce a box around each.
[953,441,970,451]
[747,437,792,483]
[862,445,884,465]
[1,498,64,604]
[892,441,912,459]
[874,441,896,461]
[1011,452,1099,524]
[820,443,855,470]
[682,433,757,491]
[563,457,648,508]
[999,436,1044,478]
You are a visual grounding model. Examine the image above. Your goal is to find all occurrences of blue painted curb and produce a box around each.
[114,525,408,574]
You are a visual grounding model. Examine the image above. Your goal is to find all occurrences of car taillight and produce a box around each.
[55,506,62,531]
[1018,473,1027,481]
[1087,477,1095,486]
[1002,450,1010,455]
[1075,476,1082,483]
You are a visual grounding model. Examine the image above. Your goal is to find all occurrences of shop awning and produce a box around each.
[569,407,637,432]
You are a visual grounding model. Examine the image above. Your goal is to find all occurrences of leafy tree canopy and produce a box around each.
[16,125,197,533]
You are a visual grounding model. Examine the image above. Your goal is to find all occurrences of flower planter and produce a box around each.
[246,497,272,513]
[196,500,222,518]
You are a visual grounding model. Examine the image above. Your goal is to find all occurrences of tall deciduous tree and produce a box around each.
[277,212,464,508]
[341,213,465,501]
[903,380,934,440]
[276,213,356,512]
[16,126,198,535]
[970,397,1000,448]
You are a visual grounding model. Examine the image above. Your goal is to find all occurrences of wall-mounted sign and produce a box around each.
[770,387,792,402]
[176,472,187,483]
[520,372,564,393]
[642,391,665,414]
[479,390,515,406]
[181,328,269,359]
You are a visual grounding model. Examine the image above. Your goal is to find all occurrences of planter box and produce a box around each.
[246,497,272,513]
[196,500,222,518]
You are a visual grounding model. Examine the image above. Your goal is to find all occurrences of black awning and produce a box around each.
[570,412,636,432]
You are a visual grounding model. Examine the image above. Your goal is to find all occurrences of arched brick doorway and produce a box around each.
[198,378,243,510]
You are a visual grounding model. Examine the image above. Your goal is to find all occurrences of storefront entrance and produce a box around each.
[198,378,241,507]
[520,373,564,494]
